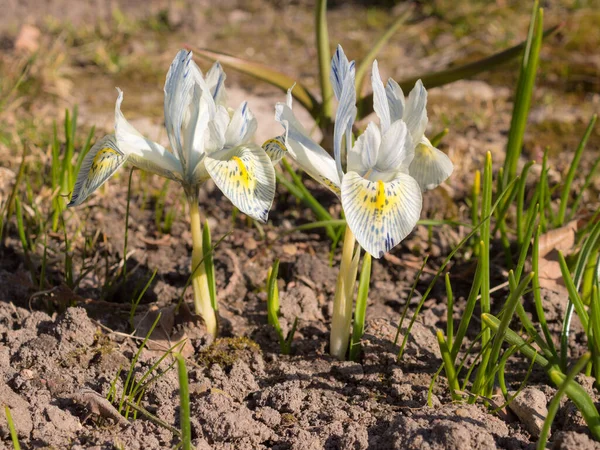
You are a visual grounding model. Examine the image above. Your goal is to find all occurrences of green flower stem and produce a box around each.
[330,225,357,359]
[316,0,333,120]
[188,192,218,337]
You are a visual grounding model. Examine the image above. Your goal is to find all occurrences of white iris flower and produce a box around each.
[270,45,453,258]
[69,50,276,224]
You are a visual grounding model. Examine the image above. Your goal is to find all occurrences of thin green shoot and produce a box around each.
[266,259,297,354]
[202,219,218,311]
[445,273,454,348]
[176,354,192,450]
[122,168,134,278]
[430,128,449,147]
[538,352,591,450]
[557,114,597,226]
[4,406,20,450]
[129,269,158,331]
[516,161,535,246]
[349,253,372,361]
[0,147,27,241]
[503,2,544,185]
[394,256,429,346]
[437,330,461,401]
[315,0,333,120]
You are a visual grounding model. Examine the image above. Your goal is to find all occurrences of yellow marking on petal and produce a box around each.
[232,156,250,188]
[90,147,121,176]
[375,180,386,210]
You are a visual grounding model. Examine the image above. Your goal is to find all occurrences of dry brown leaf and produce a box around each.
[537,220,578,258]
[537,249,566,292]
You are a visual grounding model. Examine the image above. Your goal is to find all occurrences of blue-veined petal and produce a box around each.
[347,122,380,176]
[206,105,230,154]
[409,136,453,191]
[204,144,276,223]
[205,61,227,105]
[164,50,196,167]
[114,89,183,180]
[225,101,257,148]
[330,45,355,101]
[275,102,341,194]
[404,79,428,143]
[371,61,391,133]
[341,171,422,258]
[262,135,287,165]
[333,69,357,180]
[386,78,405,123]
[375,119,413,174]
[68,135,125,207]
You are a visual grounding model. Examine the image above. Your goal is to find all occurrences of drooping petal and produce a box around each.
[341,171,422,258]
[262,135,287,165]
[114,89,183,180]
[386,78,405,123]
[275,102,341,194]
[347,122,381,176]
[164,50,196,167]
[68,135,126,207]
[330,45,355,101]
[224,101,257,148]
[403,79,428,143]
[205,61,227,105]
[204,144,276,223]
[409,136,453,191]
[371,61,391,133]
[375,119,413,174]
[333,68,357,180]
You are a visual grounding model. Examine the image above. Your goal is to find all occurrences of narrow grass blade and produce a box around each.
[503,4,544,185]
[355,7,412,93]
[445,273,454,348]
[267,259,282,332]
[189,47,319,118]
[4,406,20,450]
[315,0,333,119]
[129,269,158,331]
[202,220,218,311]
[557,114,597,226]
[357,24,559,119]
[538,352,591,450]
[176,354,192,450]
[430,128,449,147]
[516,161,535,245]
[349,253,372,361]
[437,330,461,401]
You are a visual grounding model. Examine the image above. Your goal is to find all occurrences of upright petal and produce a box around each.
[275,102,340,194]
[330,45,355,101]
[347,122,381,176]
[409,137,453,191]
[206,105,230,154]
[114,89,183,180]
[205,61,227,105]
[404,79,428,143]
[224,101,257,148]
[164,50,196,167]
[341,171,422,258]
[371,61,391,133]
[204,144,276,223]
[375,120,413,174]
[333,69,357,180]
[386,78,405,123]
[68,135,126,207]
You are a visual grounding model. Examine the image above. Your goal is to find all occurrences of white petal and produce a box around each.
[205,61,227,105]
[262,135,287,165]
[68,135,126,206]
[409,137,453,191]
[204,144,276,223]
[333,68,357,180]
[114,89,183,179]
[375,120,413,173]
[275,102,340,194]
[164,50,197,166]
[329,45,355,101]
[341,171,422,258]
[371,61,391,133]
[386,78,405,123]
[347,122,381,175]
[404,79,428,143]
[225,101,257,148]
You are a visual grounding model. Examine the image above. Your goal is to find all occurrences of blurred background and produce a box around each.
[0,0,599,201]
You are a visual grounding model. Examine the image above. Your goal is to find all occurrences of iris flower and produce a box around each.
[268,45,452,358]
[69,50,277,336]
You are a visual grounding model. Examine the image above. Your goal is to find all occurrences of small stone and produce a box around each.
[508,387,548,438]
